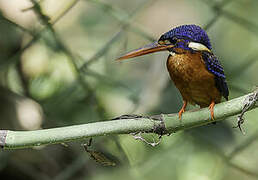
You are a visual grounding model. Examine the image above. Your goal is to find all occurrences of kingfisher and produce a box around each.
[117,24,229,120]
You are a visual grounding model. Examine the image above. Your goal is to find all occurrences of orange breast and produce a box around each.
[166,48,221,107]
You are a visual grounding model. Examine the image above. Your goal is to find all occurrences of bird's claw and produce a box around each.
[178,108,185,120]
[178,101,187,120]
[208,101,215,120]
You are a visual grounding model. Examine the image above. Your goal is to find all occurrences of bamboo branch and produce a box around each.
[0,90,257,150]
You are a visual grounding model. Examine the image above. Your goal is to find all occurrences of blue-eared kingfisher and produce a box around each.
[117,24,229,120]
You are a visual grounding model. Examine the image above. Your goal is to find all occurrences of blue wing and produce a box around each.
[202,51,229,100]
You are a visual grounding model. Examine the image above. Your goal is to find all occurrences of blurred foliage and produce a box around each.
[0,0,258,179]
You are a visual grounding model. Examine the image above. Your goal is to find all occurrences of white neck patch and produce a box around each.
[188,42,211,53]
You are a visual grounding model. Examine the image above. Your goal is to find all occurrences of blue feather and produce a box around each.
[202,51,229,100]
[160,24,212,50]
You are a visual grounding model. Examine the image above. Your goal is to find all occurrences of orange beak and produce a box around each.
[117,41,174,60]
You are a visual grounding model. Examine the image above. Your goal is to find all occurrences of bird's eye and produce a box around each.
[158,40,165,45]
[164,40,171,44]
[170,37,177,44]
[158,37,177,45]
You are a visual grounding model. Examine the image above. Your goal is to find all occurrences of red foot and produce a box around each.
[208,101,215,120]
[178,101,187,120]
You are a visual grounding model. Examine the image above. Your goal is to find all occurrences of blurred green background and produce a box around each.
[0,0,258,179]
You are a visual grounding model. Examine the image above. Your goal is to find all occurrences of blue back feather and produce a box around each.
[201,51,229,100]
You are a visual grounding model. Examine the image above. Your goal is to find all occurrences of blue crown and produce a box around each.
[159,24,212,50]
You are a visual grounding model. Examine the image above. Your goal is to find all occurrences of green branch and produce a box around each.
[0,90,257,150]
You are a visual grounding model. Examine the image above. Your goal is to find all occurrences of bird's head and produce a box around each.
[118,24,212,60]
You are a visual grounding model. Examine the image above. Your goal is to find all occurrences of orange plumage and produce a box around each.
[166,48,221,108]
